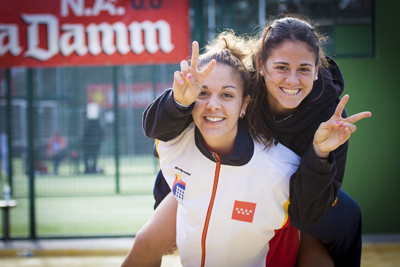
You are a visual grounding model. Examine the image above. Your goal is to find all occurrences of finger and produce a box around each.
[170,245,177,254]
[199,59,216,79]
[174,71,184,85]
[185,73,201,98]
[164,250,173,255]
[339,127,352,145]
[166,248,175,255]
[339,121,357,133]
[190,41,199,71]
[334,94,349,117]
[345,111,372,124]
[180,60,189,75]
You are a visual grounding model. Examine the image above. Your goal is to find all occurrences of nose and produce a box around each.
[285,72,299,86]
[207,96,221,111]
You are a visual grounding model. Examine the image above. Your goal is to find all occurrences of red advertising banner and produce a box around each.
[0,0,190,68]
[87,82,171,108]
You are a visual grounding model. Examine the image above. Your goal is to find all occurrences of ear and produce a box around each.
[314,65,319,81]
[241,95,251,115]
[258,57,266,77]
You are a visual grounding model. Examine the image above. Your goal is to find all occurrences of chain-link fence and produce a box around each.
[0,64,176,238]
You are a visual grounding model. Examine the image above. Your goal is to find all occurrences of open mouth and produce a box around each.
[205,117,224,122]
[281,88,300,96]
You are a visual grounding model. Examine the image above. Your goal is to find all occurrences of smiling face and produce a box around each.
[260,40,318,118]
[192,63,249,155]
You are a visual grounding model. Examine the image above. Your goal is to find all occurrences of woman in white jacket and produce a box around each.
[121,31,352,267]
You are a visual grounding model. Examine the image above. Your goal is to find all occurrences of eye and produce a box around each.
[198,91,209,98]
[222,92,233,98]
[276,66,287,71]
[299,67,311,72]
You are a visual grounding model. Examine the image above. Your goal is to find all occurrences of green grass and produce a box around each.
[0,155,160,238]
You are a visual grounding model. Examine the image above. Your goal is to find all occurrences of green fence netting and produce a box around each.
[0,64,177,238]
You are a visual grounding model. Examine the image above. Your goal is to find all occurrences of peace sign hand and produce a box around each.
[172,41,216,106]
[313,94,372,159]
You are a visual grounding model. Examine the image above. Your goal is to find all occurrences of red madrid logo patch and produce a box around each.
[231,200,256,223]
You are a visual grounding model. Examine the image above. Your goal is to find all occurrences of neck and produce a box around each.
[203,136,235,156]
[267,100,296,122]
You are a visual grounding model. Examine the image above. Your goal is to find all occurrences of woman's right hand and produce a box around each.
[173,41,216,106]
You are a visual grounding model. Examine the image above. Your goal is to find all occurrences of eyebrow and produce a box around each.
[273,62,313,67]
[203,85,238,90]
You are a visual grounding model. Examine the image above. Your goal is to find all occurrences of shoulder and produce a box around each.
[157,122,196,148]
[272,142,300,166]
[255,141,300,171]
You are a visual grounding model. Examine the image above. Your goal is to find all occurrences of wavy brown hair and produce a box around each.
[197,31,254,103]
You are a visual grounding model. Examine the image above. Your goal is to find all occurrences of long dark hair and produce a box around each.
[246,16,328,148]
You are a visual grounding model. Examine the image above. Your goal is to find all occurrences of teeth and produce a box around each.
[206,117,224,122]
[281,88,299,95]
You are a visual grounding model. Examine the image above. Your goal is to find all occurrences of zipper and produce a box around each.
[212,152,220,163]
[200,151,221,267]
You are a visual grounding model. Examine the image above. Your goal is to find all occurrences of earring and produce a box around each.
[260,70,263,75]
[240,113,245,119]
[315,76,318,81]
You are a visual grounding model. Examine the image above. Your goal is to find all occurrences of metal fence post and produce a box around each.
[26,68,36,239]
[113,66,120,193]
[191,0,205,48]
[5,69,13,192]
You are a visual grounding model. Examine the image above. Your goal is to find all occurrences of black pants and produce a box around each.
[290,189,362,267]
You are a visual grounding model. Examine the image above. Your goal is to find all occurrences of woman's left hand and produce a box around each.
[164,244,178,255]
[313,94,372,159]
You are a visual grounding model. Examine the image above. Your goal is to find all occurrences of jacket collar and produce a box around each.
[194,121,254,166]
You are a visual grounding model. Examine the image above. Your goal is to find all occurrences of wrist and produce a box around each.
[316,154,329,160]
[313,143,329,159]
[174,98,191,108]
[315,151,330,164]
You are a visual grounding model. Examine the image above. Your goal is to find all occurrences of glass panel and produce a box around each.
[265,0,333,24]
[335,0,373,24]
